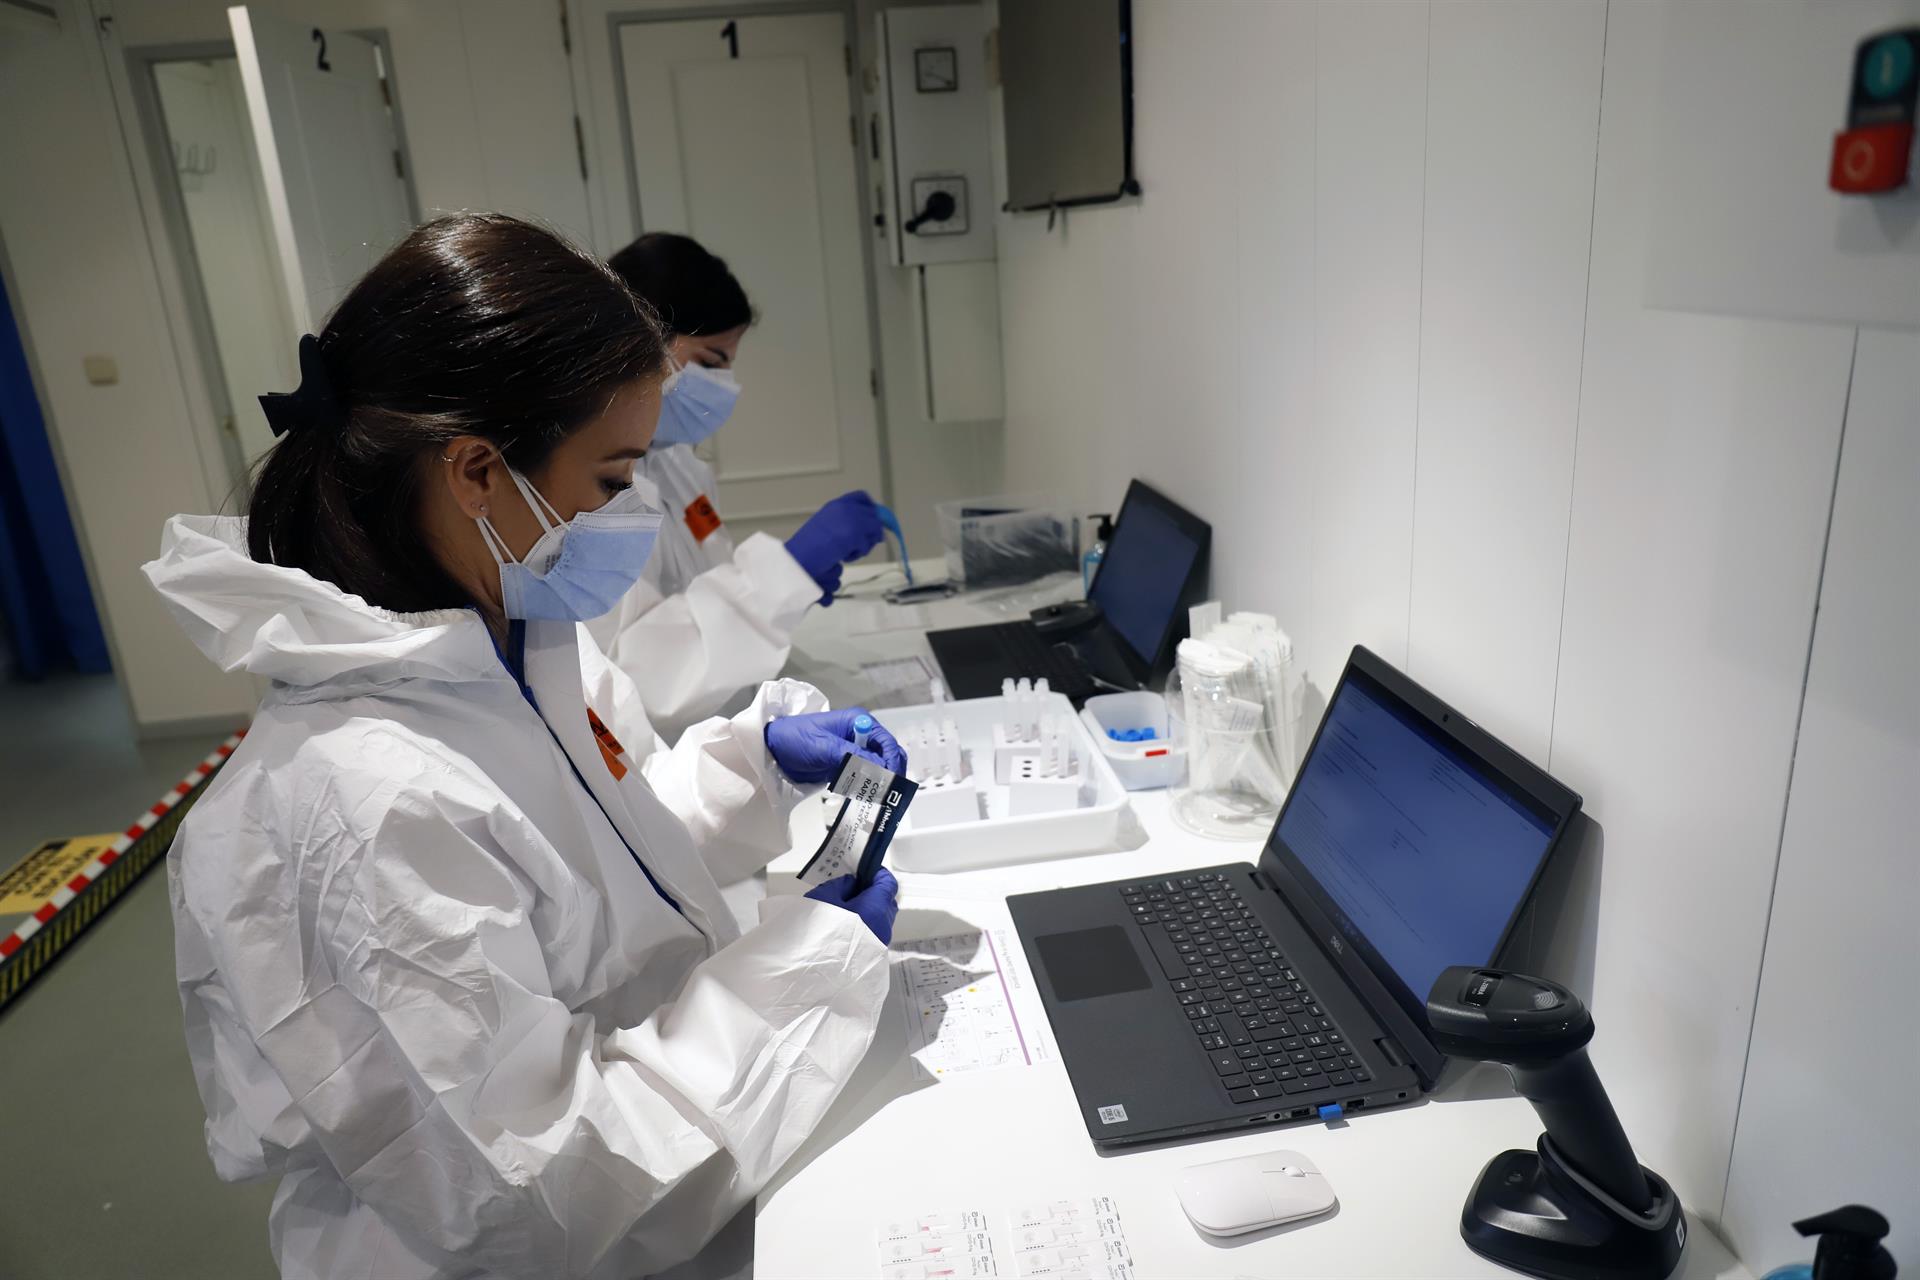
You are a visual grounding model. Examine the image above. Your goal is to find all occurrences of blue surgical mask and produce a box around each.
[655,359,740,447]
[478,468,663,621]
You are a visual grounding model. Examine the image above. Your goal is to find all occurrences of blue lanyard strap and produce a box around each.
[488,619,683,915]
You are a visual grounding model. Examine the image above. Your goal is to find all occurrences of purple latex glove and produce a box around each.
[786,491,886,603]
[764,707,908,785]
[805,868,900,944]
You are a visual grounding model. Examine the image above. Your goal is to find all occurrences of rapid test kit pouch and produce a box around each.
[797,754,917,890]
[879,681,1129,872]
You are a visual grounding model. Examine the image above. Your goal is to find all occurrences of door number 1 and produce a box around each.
[720,20,739,58]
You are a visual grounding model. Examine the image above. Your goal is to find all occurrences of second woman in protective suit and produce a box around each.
[586,232,889,736]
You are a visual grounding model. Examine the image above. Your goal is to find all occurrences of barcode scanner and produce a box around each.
[1427,967,1687,1280]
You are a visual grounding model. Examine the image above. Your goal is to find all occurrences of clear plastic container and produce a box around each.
[1166,667,1289,840]
[1078,691,1185,790]
[935,495,1079,588]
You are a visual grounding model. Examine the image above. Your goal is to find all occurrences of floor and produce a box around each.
[0,673,275,1278]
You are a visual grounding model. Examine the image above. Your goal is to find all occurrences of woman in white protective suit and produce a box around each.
[584,233,889,739]
[143,213,907,1280]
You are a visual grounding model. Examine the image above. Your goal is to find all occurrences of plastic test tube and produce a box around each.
[852,713,875,754]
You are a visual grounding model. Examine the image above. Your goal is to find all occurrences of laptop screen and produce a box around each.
[1088,490,1204,665]
[1270,662,1559,1033]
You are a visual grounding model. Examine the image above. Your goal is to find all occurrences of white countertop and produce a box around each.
[754,566,1750,1279]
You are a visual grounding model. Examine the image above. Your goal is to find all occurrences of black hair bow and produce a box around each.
[259,334,345,437]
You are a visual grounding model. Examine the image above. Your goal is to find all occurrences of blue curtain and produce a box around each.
[0,278,111,679]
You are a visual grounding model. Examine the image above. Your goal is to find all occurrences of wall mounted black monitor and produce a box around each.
[999,0,1139,212]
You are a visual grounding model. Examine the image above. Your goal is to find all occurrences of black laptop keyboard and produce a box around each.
[1121,874,1373,1107]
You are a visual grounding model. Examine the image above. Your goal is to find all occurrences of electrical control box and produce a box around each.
[874,6,995,267]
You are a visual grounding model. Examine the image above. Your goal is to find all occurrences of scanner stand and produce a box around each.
[1462,1134,1685,1280]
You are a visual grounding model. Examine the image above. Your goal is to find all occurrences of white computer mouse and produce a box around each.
[1175,1149,1337,1238]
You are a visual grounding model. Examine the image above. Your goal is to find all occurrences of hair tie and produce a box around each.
[259,334,345,438]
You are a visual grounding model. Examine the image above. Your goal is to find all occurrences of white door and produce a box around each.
[227,6,413,335]
[619,12,880,539]
[150,57,299,471]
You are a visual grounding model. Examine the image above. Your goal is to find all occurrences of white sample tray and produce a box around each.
[881,692,1130,872]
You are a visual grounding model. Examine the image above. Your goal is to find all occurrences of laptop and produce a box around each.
[926,480,1211,703]
[1009,645,1582,1147]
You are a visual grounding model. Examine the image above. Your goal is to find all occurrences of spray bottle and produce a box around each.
[1081,513,1114,592]
[1761,1206,1897,1280]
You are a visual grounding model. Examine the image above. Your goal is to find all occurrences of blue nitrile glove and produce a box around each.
[805,868,900,945]
[786,490,887,603]
[764,707,908,784]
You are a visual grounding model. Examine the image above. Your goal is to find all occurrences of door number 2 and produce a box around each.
[720,20,739,58]
[312,28,330,72]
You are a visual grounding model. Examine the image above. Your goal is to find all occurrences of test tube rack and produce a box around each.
[879,684,1127,872]
[900,717,983,828]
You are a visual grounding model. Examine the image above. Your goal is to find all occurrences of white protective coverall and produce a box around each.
[586,443,821,740]
[144,515,888,1280]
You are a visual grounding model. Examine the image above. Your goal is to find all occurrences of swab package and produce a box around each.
[798,752,918,890]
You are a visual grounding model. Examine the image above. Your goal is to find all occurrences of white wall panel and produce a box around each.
[1305,0,1428,690]
[1720,327,1920,1270]
[443,0,595,237]
[1539,0,1858,1220]
[1406,0,1604,765]
[1646,0,1920,330]
[1118,0,1245,528]
[1218,0,1318,641]
[0,13,255,728]
[995,208,1136,513]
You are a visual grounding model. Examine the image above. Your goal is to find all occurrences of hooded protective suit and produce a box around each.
[144,515,888,1280]
[586,443,820,740]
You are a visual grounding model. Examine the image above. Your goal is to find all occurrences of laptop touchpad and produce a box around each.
[1035,926,1152,1001]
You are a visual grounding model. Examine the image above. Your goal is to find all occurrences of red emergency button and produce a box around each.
[1829,122,1914,193]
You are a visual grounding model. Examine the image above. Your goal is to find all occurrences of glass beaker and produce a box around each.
[1166,666,1288,840]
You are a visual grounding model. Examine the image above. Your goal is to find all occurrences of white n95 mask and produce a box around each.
[655,360,741,447]
[477,468,663,621]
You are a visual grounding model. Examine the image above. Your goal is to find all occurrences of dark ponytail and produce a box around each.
[247,214,666,614]
[605,232,753,338]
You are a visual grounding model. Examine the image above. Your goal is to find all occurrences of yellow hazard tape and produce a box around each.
[0,834,118,915]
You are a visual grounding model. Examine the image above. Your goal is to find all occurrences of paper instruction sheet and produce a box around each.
[1008,1197,1133,1280]
[874,1198,1134,1280]
[892,926,1055,1078]
[877,1209,999,1278]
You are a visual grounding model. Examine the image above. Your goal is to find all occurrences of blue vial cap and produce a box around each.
[853,713,875,733]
